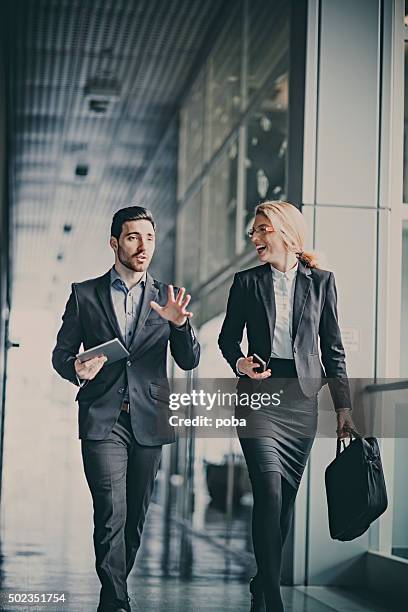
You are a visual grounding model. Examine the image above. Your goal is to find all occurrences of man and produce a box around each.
[52,206,200,612]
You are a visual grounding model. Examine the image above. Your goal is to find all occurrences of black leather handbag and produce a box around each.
[324,430,388,541]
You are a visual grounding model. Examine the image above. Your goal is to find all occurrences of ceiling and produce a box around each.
[6,0,230,311]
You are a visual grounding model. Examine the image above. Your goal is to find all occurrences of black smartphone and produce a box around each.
[252,353,266,373]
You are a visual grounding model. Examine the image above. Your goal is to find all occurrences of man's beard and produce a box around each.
[118,246,149,272]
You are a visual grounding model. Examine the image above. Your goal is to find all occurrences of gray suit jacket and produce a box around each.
[52,270,200,443]
[218,262,351,411]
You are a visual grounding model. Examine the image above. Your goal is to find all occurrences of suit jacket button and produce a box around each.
[126,360,132,367]
[118,388,124,394]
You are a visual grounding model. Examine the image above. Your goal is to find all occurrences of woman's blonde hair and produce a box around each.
[255,200,321,269]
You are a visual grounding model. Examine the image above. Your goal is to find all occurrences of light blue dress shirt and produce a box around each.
[110,266,147,402]
[110,267,146,346]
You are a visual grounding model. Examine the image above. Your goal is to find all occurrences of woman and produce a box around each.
[218,201,355,612]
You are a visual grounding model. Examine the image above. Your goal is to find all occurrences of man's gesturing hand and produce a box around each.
[150,285,193,327]
[74,355,107,380]
[237,356,272,380]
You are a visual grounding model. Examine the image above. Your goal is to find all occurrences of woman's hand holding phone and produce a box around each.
[237,355,271,379]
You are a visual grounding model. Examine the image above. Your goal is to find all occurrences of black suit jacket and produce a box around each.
[52,270,200,444]
[218,262,351,411]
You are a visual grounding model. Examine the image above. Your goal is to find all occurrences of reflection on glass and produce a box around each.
[172,0,295,575]
[245,71,289,232]
[392,409,408,560]
[391,222,408,561]
[207,6,242,158]
[137,121,178,215]
[166,316,253,576]
[179,71,205,197]
[205,140,238,279]
[166,429,252,577]
[177,0,291,266]
[178,190,202,290]
[248,0,290,101]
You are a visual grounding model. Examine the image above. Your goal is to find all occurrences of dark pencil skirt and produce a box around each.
[237,358,318,491]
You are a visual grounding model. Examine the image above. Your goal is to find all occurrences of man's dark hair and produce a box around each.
[111,206,156,240]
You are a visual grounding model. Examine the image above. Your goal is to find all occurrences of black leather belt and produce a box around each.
[121,401,130,413]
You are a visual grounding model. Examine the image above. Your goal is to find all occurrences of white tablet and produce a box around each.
[76,338,130,364]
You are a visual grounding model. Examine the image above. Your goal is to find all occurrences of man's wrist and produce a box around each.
[170,319,188,330]
[76,374,88,387]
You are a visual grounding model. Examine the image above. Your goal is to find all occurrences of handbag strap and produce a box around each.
[336,427,361,457]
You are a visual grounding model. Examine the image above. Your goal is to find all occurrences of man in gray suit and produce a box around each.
[52,206,200,612]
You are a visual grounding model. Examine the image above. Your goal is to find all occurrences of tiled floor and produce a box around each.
[0,320,400,611]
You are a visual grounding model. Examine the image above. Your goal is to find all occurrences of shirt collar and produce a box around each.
[270,261,298,281]
[110,266,147,290]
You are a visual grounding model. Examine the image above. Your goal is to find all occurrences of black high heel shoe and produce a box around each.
[249,577,266,612]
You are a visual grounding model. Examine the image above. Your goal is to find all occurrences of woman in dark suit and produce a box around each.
[218,201,355,612]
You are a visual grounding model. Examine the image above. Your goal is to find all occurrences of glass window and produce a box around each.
[391,221,408,560]
[392,414,408,560]
[244,71,289,233]
[247,0,290,102]
[178,190,202,291]
[161,315,252,576]
[203,140,238,280]
[179,71,206,198]
[206,6,242,159]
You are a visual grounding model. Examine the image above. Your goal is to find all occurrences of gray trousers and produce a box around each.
[81,411,162,604]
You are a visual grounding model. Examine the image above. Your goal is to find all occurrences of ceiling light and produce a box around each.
[75,164,89,178]
[84,77,121,115]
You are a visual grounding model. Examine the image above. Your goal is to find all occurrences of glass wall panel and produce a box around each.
[200,283,230,328]
[179,71,206,198]
[393,0,408,560]
[392,411,408,560]
[247,0,290,102]
[172,0,298,578]
[244,70,289,232]
[178,190,202,291]
[132,120,178,282]
[206,5,242,159]
[203,140,238,279]
[391,222,408,560]
[177,0,292,278]
[161,315,253,578]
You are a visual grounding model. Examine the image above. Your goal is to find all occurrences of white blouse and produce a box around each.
[269,261,298,359]
[236,261,298,373]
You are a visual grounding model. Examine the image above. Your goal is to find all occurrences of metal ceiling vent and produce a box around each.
[84,76,121,115]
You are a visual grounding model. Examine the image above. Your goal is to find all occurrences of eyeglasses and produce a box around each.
[247,224,275,239]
